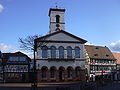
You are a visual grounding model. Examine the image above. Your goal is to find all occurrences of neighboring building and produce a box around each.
[0,51,3,82]
[29,59,34,83]
[112,53,120,80]
[85,45,116,81]
[3,52,31,82]
[35,8,87,82]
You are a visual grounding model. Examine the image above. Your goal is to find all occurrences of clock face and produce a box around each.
[56,24,60,27]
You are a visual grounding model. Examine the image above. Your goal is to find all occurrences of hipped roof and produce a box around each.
[85,45,116,60]
[112,53,120,64]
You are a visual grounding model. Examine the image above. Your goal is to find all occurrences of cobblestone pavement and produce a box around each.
[0,82,120,90]
[97,82,120,90]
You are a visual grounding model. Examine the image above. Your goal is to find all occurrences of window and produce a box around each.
[98,66,100,71]
[50,46,56,59]
[112,60,115,64]
[19,57,26,61]
[75,47,80,58]
[9,57,16,61]
[75,67,80,77]
[9,57,13,61]
[56,15,60,23]
[67,46,72,59]
[94,54,98,56]
[94,66,98,71]
[42,46,48,58]
[90,66,93,70]
[41,67,47,78]
[106,54,109,57]
[50,67,56,78]
[59,46,64,59]
[67,67,73,78]
[96,47,99,49]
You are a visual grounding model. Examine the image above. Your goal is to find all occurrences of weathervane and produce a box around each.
[55,2,58,9]
[53,0,64,9]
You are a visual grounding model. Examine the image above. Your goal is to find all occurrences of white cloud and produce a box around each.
[0,4,4,13]
[0,43,15,52]
[0,43,33,58]
[14,50,33,58]
[85,42,95,45]
[109,40,120,52]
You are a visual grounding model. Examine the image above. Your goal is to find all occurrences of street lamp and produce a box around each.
[0,51,4,83]
[32,40,37,90]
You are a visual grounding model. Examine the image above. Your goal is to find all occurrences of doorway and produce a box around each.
[59,67,65,81]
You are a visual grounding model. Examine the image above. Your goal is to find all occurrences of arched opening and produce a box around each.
[67,46,72,59]
[50,66,57,81]
[42,46,48,58]
[56,15,60,23]
[50,46,56,59]
[58,46,64,59]
[59,66,65,81]
[41,66,48,80]
[75,66,81,80]
[67,66,73,80]
[75,47,80,58]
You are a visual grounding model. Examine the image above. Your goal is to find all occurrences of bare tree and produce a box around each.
[18,35,39,51]
[19,34,47,51]
[18,34,47,89]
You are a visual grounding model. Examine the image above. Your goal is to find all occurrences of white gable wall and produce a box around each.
[46,33,80,42]
[36,31,86,70]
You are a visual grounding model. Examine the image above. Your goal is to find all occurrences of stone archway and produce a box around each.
[50,66,57,81]
[41,66,48,81]
[67,66,73,80]
[75,66,81,81]
[59,66,65,81]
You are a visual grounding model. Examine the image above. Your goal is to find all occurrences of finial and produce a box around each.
[55,2,58,9]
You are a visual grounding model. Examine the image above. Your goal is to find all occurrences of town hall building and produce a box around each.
[35,8,87,82]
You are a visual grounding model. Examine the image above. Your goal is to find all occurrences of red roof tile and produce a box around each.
[112,53,120,64]
[85,45,115,60]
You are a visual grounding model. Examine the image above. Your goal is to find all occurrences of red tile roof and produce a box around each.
[85,45,115,60]
[112,53,120,64]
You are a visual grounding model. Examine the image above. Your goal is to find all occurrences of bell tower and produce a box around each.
[49,8,65,34]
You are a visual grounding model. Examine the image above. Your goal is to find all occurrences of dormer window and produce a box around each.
[94,54,98,56]
[106,54,109,57]
[95,47,99,49]
[56,15,60,23]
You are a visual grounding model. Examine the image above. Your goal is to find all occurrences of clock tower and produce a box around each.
[49,8,65,34]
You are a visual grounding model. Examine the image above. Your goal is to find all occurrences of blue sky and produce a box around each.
[0,0,120,55]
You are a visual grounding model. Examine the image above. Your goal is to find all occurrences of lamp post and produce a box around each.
[0,51,4,83]
[32,40,37,90]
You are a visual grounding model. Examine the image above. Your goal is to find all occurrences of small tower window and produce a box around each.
[106,54,109,57]
[56,15,60,23]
